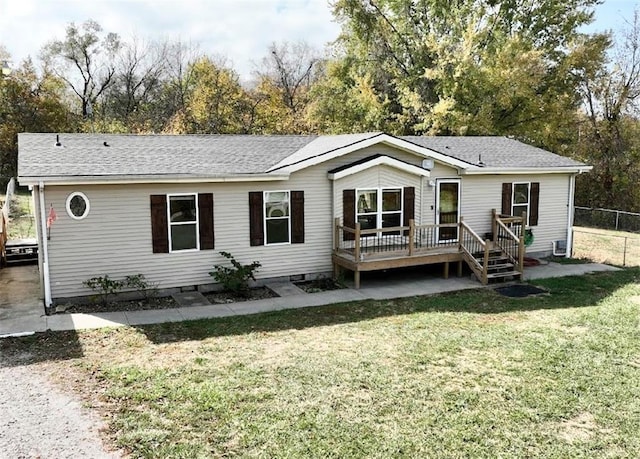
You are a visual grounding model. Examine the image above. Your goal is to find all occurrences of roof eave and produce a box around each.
[460,166,592,175]
[17,173,290,186]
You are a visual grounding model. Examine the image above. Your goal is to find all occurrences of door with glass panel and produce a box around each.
[436,180,460,242]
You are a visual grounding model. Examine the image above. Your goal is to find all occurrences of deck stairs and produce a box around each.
[472,245,522,282]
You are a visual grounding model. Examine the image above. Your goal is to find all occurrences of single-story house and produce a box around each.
[17,132,590,308]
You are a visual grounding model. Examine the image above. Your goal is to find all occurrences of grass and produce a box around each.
[3,269,640,457]
[573,226,640,267]
[0,191,36,239]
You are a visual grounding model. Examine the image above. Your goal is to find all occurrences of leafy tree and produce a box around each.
[574,11,640,210]
[42,19,121,119]
[252,41,322,133]
[314,0,600,147]
[0,57,73,183]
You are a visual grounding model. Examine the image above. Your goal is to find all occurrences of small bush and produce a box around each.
[125,274,159,301]
[83,275,125,306]
[209,251,261,297]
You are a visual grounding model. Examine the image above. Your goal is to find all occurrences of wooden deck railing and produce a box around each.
[458,218,490,284]
[0,208,7,267]
[334,217,460,260]
[491,209,525,279]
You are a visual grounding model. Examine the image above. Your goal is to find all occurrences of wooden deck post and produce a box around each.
[482,239,490,285]
[491,209,498,242]
[519,211,526,280]
[334,217,340,252]
[354,222,361,262]
[408,219,415,256]
[458,216,464,252]
[443,261,449,279]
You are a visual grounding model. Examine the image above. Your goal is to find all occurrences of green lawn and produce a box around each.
[1,191,36,239]
[3,269,640,458]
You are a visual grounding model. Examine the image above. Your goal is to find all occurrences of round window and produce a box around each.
[66,192,90,220]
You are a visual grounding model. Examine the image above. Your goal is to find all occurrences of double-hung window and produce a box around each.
[356,188,402,235]
[264,191,290,244]
[168,194,199,251]
[502,182,539,226]
[511,183,530,221]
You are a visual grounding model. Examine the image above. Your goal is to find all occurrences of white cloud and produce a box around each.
[0,0,340,78]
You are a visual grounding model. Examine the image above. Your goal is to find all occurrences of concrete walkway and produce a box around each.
[0,262,620,337]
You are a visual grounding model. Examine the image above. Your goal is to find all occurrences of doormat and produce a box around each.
[495,284,547,298]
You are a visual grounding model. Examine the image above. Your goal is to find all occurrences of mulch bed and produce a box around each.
[495,284,548,298]
[56,296,178,314]
[204,286,279,304]
[55,280,343,314]
[294,278,345,293]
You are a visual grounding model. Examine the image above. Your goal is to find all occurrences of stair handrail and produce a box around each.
[492,210,526,280]
[495,218,520,243]
[459,219,489,284]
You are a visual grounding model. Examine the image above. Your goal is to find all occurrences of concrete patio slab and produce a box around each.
[179,303,236,320]
[47,312,128,331]
[124,308,184,326]
[172,291,211,307]
[265,282,306,297]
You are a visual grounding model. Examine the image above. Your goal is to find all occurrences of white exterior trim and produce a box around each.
[271,134,470,173]
[566,174,576,258]
[460,166,592,175]
[38,183,52,308]
[328,155,431,180]
[167,193,200,253]
[18,174,291,187]
[65,191,90,220]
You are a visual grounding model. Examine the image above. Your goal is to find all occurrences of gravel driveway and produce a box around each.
[0,356,121,458]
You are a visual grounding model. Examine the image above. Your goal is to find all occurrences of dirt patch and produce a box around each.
[555,412,599,443]
[204,286,278,304]
[56,296,178,314]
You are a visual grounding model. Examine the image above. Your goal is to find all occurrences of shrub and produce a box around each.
[209,251,261,297]
[125,274,159,301]
[83,275,125,306]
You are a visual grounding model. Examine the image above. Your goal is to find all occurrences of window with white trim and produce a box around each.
[264,190,290,244]
[511,183,530,221]
[66,192,90,220]
[168,194,199,251]
[357,188,402,234]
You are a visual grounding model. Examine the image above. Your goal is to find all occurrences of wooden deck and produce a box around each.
[333,211,526,288]
[333,219,464,288]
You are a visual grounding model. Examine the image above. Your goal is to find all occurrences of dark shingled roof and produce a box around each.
[402,136,585,168]
[18,132,588,181]
[18,133,317,178]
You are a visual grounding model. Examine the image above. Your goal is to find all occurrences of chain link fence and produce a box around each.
[572,227,640,267]
[574,206,640,233]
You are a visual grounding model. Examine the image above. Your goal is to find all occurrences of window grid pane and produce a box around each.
[264,191,290,244]
[169,195,198,251]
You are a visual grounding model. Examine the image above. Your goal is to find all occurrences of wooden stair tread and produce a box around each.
[486,270,521,279]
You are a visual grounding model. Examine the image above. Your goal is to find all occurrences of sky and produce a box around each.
[0,0,638,80]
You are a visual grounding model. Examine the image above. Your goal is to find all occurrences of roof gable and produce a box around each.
[327,154,431,180]
[268,133,471,173]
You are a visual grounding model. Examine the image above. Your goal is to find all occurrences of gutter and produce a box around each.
[460,166,593,175]
[18,173,290,187]
[566,173,577,258]
[38,182,53,312]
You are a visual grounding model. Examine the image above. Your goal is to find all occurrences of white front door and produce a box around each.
[436,179,461,242]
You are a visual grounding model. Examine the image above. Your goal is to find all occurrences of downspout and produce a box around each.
[566,173,577,258]
[38,181,53,312]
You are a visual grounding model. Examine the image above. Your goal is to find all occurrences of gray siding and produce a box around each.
[42,142,572,299]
